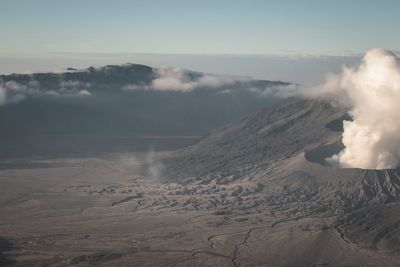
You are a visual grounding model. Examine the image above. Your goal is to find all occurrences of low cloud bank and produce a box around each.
[122,67,251,92]
[122,66,297,96]
[0,78,91,105]
[151,67,249,92]
[307,49,400,169]
[245,84,298,97]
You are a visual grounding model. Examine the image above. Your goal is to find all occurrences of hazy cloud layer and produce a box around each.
[0,80,27,105]
[152,67,250,92]
[245,84,298,97]
[0,79,91,105]
[122,66,299,97]
[309,49,400,169]
[123,67,251,92]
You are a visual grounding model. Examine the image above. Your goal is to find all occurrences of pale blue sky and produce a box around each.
[1,0,399,55]
[0,1,398,83]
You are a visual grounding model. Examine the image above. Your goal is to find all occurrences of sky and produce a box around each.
[0,0,399,83]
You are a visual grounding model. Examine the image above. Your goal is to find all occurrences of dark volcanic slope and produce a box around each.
[164,97,344,180]
[163,97,400,255]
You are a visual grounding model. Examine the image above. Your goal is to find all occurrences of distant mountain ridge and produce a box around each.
[0,63,290,158]
[0,63,289,94]
[1,64,155,92]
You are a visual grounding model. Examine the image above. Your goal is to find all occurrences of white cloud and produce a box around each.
[0,81,28,105]
[59,80,90,91]
[150,67,250,92]
[121,67,296,97]
[78,89,91,96]
[151,67,248,92]
[0,78,92,105]
[246,84,299,97]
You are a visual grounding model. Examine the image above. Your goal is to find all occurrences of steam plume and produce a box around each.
[316,49,400,169]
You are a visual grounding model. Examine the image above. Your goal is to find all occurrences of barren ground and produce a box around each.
[1,151,400,267]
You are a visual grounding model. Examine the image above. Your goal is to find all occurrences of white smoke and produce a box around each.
[313,49,400,169]
[117,151,165,179]
[145,149,165,179]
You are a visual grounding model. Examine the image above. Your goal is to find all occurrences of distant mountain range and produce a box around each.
[0,64,290,158]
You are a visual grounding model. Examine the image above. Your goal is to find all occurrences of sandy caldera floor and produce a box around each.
[0,153,399,267]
